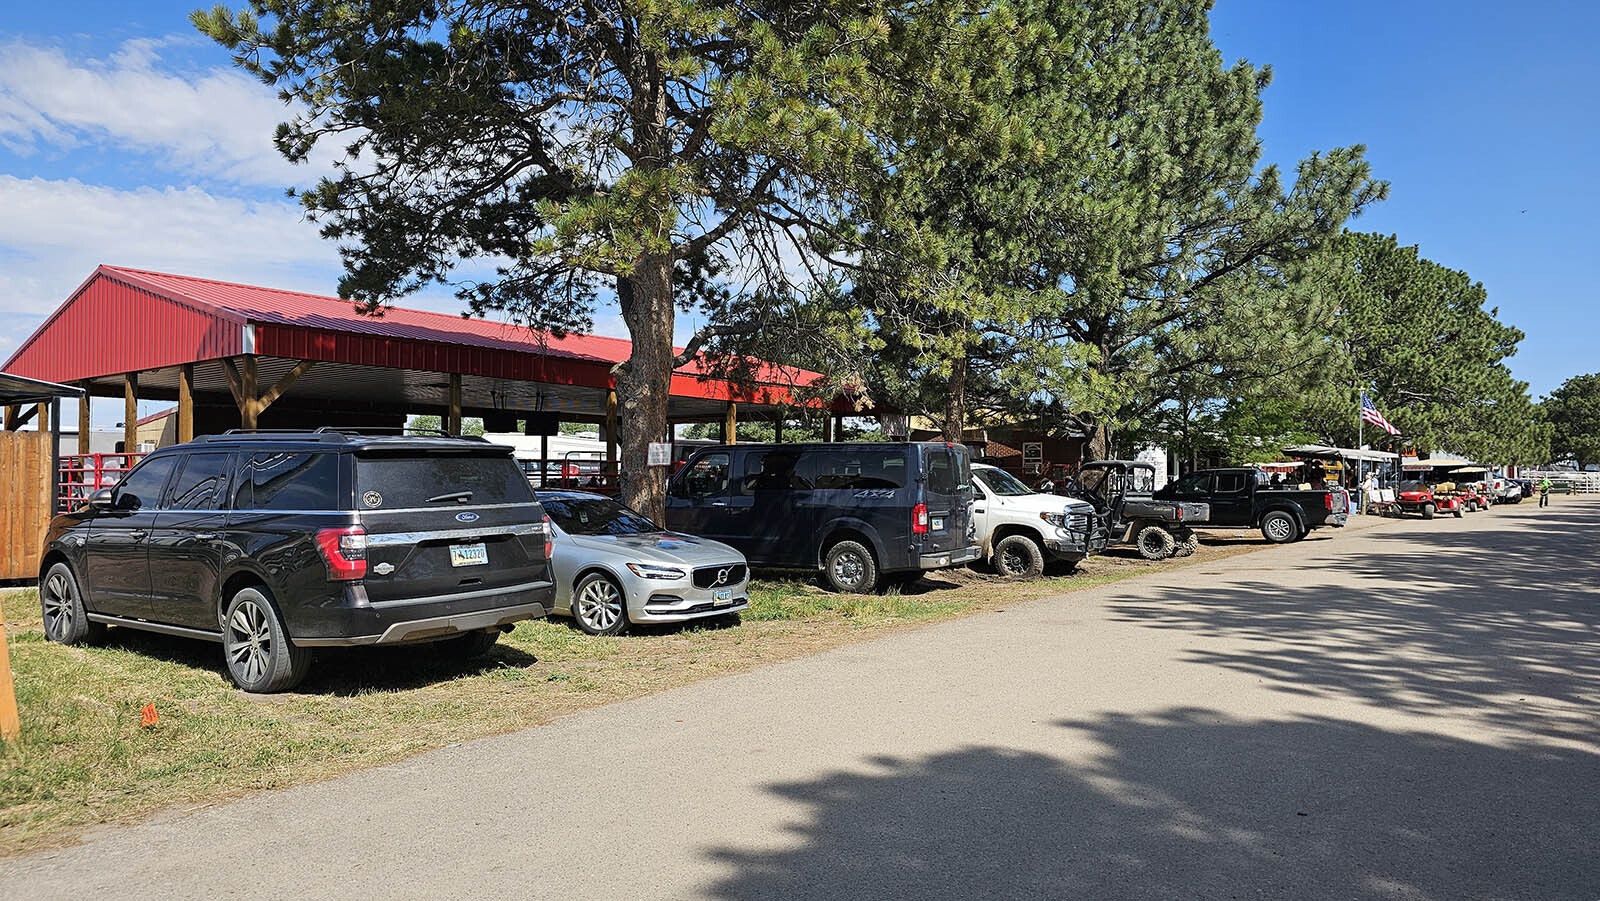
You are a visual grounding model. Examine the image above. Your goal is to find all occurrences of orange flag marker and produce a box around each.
[139,703,158,728]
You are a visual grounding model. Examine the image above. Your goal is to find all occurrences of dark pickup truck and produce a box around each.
[1154,467,1348,544]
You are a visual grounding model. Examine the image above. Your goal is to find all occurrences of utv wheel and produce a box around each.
[1422,504,1435,520]
[1172,529,1200,558]
[40,562,104,645]
[1260,511,1298,544]
[222,586,311,693]
[573,573,628,636]
[1135,525,1177,560]
[822,540,878,593]
[993,535,1045,578]
[435,629,500,659]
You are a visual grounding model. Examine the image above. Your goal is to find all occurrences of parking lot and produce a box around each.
[5,498,1595,898]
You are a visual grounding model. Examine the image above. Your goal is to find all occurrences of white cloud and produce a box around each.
[0,174,339,320]
[0,37,332,187]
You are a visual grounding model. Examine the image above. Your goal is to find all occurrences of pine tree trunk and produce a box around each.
[1086,422,1112,462]
[616,251,675,524]
[941,354,967,443]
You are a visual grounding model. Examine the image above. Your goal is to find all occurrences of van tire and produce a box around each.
[1135,525,1176,560]
[822,541,878,593]
[993,535,1045,578]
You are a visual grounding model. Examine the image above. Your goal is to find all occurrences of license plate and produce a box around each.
[931,517,945,531]
[450,543,488,567]
[714,588,734,604]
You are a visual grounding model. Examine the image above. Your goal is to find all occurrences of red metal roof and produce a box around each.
[3,266,821,403]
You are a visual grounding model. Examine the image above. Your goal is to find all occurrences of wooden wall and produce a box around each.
[1,430,52,581]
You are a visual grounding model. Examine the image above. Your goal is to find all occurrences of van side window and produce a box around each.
[741,451,810,494]
[683,453,731,497]
[235,453,339,511]
[813,450,907,490]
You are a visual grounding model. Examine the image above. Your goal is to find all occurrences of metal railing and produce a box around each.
[1518,470,1600,494]
[58,453,144,506]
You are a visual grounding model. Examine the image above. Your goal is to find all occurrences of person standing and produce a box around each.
[1362,471,1379,514]
[1539,476,1553,507]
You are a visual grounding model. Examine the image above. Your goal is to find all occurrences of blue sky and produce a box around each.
[0,1,1594,409]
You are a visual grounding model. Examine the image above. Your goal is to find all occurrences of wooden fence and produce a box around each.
[1,430,52,581]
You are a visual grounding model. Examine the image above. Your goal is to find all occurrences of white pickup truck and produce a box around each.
[970,463,1105,577]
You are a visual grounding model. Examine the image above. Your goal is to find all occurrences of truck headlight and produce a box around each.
[1041,511,1067,527]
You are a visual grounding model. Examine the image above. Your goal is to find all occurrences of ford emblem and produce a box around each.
[456,511,480,523]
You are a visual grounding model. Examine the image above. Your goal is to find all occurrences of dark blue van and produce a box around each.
[664,442,979,592]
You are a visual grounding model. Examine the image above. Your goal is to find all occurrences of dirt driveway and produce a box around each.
[4,500,1596,899]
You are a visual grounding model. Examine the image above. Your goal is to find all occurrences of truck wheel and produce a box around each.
[993,535,1045,578]
[1135,525,1176,560]
[1172,529,1200,558]
[1422,504,1435,520]
[1260,511,1298,544]
[822,540,878,593]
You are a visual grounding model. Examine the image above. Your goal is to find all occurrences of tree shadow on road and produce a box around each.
[704,709,1599,900]
[1100,503,1600,749]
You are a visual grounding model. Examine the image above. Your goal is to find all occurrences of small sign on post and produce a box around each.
[647,442,672,467]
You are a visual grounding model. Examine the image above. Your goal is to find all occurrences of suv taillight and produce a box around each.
[912,502,929,535]
[315,526,368,581]
[543,514,554,560]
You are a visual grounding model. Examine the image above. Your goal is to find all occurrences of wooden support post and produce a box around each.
[223,357,314,431]
[177,363,194,443]
[0,593,18,742]
[822,413,833,443]
[605,389,618,469]
[2,406,16,431]
[78,383,91,455]
[240,357,259,429]
[447,373,463,436]
[124,373,138,452]
[724,402,738,445]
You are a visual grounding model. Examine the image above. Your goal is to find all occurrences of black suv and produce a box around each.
[38,429,555,692]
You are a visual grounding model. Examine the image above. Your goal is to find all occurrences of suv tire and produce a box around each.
[222,585,312,693]
[823,540,878,593]
[993,534,1045,578]
[40,562,104,646]
[1135,525,1176,560]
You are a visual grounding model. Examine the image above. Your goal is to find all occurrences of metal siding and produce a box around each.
[3,275,242,382]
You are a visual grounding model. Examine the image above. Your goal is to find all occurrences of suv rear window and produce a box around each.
[355,454,534,509]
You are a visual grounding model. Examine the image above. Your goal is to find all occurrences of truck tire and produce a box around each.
[1422,504,1435,520]
[1260,511,1298,544]
[1135,525,1176,560]
[993,534,1045,578]
[1172,529,1199,558]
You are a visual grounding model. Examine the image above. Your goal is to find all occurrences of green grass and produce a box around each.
[0,562,1159,857]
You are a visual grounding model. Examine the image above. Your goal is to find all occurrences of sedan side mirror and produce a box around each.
[88,487,116,510]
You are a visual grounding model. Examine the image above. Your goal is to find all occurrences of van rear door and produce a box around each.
[919,444,974,558]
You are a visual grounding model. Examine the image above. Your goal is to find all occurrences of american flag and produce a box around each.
[1361,393,1400,435]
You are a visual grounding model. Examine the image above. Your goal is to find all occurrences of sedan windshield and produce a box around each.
[974,467,1035,497]
[541,496,659,536]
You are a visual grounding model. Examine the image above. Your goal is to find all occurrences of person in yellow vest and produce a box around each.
[1538,477,1552,507]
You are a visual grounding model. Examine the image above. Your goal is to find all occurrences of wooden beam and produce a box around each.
[605,388,618,467]
[2,406,15,431]
[124,373,138,453]
[447,373,462,436]
[240,357,260,429]
[221,358,247,409]
[78,383,91,454]
[724,402,738,445]
[35,403,48,432]
[256,360,315,413]
[8,406,39,430]
[177,364,194,443]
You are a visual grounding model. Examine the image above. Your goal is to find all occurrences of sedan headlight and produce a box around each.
[626,563,687,580]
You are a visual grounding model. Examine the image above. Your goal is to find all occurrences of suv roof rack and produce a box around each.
[193,428,487,444]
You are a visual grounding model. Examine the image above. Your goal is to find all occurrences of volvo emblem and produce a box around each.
[456,511,480,523]
[714,567,731,586]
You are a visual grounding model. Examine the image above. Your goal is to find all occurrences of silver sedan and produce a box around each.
[538,491,750,635]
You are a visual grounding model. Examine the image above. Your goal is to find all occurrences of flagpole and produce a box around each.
[1357,391,1365,512]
